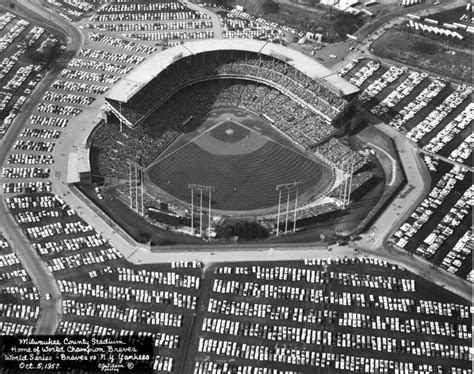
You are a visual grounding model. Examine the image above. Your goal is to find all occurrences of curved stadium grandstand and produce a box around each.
[90,40,365,217]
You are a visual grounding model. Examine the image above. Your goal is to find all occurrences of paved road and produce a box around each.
[0,0,84,334]
[0,0,470,340]
[184,0,223,38]
[420,148,473,172]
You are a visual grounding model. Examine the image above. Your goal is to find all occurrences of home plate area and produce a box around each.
[194,119,269,156]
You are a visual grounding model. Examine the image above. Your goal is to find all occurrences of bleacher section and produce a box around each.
[93,79,352,179]
[105,50,349,129]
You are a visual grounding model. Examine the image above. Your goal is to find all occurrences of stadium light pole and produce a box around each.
[128,162,132,209]
[276,186,282,236]
[208,189,212,241]
[285,187,291,234]
[119,102,123,133]
[189,184,215,238]
[293,182,301,233]
[134,163,138,213]
[277,181,301,235]
[199,189,203,236]
[345,158,355,209]
[190,187,194,234]
[140,165,144,216]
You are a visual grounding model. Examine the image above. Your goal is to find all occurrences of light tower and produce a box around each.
[128,159,145,215]
[188,184,215,239]
[275,181,301,236]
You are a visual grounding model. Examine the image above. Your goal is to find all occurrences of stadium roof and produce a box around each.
[106,39,359,103]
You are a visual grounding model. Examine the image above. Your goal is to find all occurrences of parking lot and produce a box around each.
[185,259,472,374]
[0,10,62,139]
[0,232,40,335]
[341,58,472,168]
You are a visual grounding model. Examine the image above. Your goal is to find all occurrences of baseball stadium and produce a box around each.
[86,39,380,237]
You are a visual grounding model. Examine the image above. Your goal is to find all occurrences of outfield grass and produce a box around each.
[371,28,472,81]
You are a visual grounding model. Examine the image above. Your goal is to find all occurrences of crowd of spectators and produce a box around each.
[108,51,346,127]
[95,79,339,179]
[314,138,367,172]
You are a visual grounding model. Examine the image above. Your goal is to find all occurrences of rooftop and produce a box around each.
[106,39,359,103]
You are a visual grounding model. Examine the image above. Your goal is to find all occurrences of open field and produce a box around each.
[371,28,472,81]
[147,115,332,212]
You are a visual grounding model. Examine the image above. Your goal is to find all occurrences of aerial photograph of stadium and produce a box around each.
[0,0,472,372]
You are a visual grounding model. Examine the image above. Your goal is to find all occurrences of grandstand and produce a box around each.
[90,39,365,218]
[104,39,358,130]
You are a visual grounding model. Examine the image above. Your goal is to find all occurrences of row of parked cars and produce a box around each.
[389,78,446,129]
[94,266,204,289]
[57,279,197,309]
[391,166,469,266]
[37,102,83,116]
[44,90,96,106]
[51,79,108,95]
[359,65,406,103]
[423,102,473,154]
[62,299,183,327]
[91,20,213,33]
[88,32,157,55]
[414,186,472,262]
[125,30,214,41]
[20,127,61,139]
[79,48,145,65]
[59,68,119,85]
[349,60,381,87]
[371,71,427,116]
[338,311,471,339]
[2,181,51,194]
[0,18,29,53]
[68,57,132,75]
[2,167,50,179]
[194,361,299,374]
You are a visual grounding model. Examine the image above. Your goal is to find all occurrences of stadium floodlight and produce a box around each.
[129,159,145,216]
[276,181,301,236]
[188,184,215,239]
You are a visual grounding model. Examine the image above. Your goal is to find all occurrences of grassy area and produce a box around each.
[371,28,472,81]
